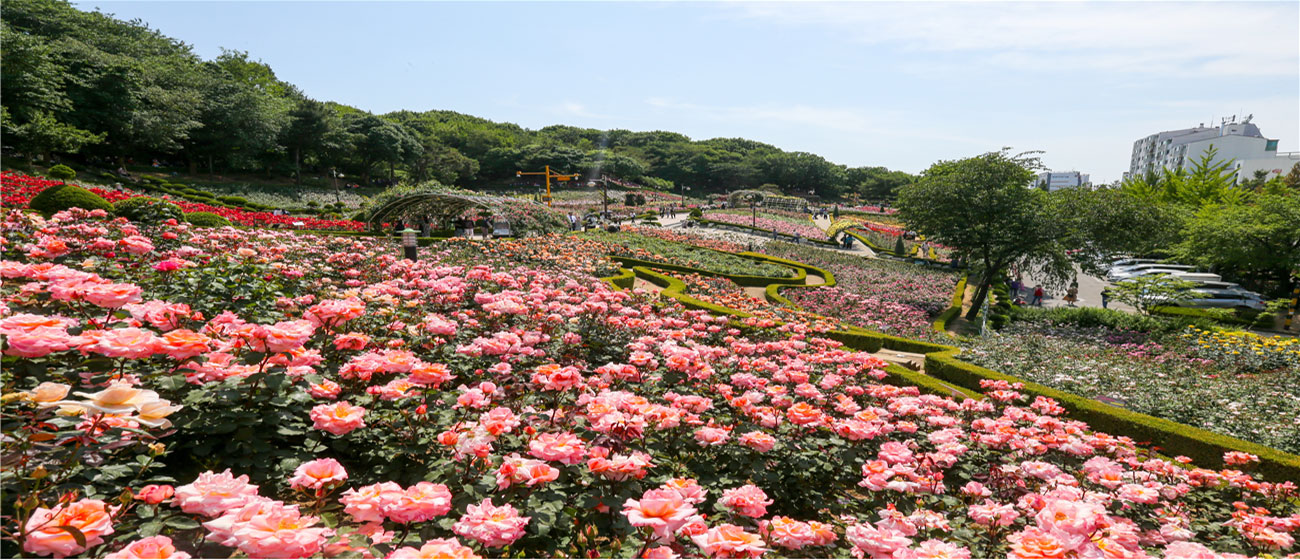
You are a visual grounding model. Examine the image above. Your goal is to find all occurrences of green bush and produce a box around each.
[46,164,76,182]
[113,197,185,224]
[689,208,703,219]
[894,236,906,256]
[28,184,114,215]
[1010,305,1217,334]
[184,211,232,227]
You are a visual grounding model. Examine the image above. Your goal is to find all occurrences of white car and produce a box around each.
[1176,288,1268,311]
[1109,258,1160,269]
[1107,264,1194,281]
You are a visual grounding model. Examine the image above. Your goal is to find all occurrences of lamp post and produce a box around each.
[680,184,690,207]
[399,227,419,261]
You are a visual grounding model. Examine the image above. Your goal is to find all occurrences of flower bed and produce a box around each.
[762,243,957,334]
[3,172,366,231]
[786,287,938,340]
[582,230,796,278]
[701,211,827,240]
[960,321,1300,455]
[2,209,1298,559]
[659,270,844,333]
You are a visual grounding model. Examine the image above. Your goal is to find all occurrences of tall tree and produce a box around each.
[282,98,334,184]
[897,150,1053,320]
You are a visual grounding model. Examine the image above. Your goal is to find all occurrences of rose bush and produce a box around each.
[1,209,1297,559]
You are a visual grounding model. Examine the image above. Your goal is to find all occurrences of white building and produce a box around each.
[1127,118,1283,184]
[1234,152,1300,183]
[1032,171,1090,191]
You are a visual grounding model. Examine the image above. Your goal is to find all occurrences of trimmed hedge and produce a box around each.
[609,255,806,288]
[29,184,114,215]
[184,212,232,227]
[924,349,1300,482]
[601,268,636,290]
[931,275,968,333]
[114,197,184,224]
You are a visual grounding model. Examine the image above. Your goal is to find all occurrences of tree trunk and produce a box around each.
[188,155,197,176]
[964,280,991,321]
[207,155,214,176]
[294,147,302,186]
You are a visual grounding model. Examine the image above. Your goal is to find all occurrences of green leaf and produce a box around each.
[55,525,87,548]
[164,515,201,530]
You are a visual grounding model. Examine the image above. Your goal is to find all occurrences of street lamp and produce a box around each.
[399,227,419,261]
[680,184,690,206]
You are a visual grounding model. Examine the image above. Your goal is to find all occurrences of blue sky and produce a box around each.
[75,1,1298,183]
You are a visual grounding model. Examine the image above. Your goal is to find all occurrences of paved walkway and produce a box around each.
[1022,266,1135,313]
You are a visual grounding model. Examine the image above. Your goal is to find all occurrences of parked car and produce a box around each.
[1170,271,1222,284]
[1107,264,1194,281]
[1175,288,1268,311]
[1109,258,1160,269]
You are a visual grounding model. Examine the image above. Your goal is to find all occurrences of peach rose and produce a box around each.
[134,484,175,505]
[691,524,768,559]
[24,499,116,558]
[105,536,191,559]
[289,458,349,491]
[173,470,261,517]
[310,401,367,436]
[387,538,481,559]
[29,382,71,403]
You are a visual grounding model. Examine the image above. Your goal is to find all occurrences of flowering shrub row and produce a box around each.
[701,212,827,240]
[1,209,1297,558]
[2,172,365,231]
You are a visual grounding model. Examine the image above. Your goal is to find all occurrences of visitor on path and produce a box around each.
[1064,279,1079,307]
[1032,286,1045,307]
[1010,278,1022,297]
[1101,288,1111,309]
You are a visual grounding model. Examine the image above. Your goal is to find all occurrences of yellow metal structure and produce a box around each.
[517,166,581,208]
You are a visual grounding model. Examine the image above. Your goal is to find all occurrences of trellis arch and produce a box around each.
[727,190,768,207]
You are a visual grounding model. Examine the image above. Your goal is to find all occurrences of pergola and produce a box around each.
[363,192,558,234]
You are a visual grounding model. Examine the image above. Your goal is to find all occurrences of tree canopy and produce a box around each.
[1,0,914,199]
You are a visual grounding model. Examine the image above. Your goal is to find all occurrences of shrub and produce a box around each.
[1010,305,1218,334]
[28,184,114,215]
[894,236,906,256]
[46,164,76,183]
[689,208,703,219]
[184,211,232,227]
[113,196,184,224]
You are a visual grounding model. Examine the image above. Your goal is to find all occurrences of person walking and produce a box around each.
[1032,285,1045,307]
[1101,288,1111,309]
[1064,279,1079,307]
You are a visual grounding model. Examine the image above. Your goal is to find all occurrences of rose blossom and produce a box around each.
[289,458,349,491]
[173,470,260,517]
[24,499,116,557]
[719,485,773,518]
[691,524,768,559]
[310,401,366,436]
[134,484,175,505]
[387,538,481,559]
[623,489,698,540]
[105,536,191,559]
[452,499,530,548]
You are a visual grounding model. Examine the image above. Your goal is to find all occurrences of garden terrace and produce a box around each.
[2,209,1299,559]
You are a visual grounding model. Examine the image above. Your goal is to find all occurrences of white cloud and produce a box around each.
[728,2,1298,77]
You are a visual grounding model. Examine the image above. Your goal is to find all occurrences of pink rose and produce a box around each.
[310,401,366,436]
